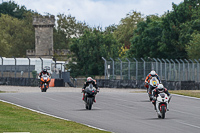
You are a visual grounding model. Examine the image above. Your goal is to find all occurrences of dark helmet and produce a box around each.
[43,68,47,73]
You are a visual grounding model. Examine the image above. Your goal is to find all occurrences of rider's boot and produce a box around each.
[94,95,96,103]
[167,104,169,111]
[152,100,156,110]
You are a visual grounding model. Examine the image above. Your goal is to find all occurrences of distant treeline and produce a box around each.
[0,0,199,77]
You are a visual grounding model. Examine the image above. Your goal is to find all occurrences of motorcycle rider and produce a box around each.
[152,84,171,110]
[38,68,51,87]
[82,77,99,102]
[144,70,161,89]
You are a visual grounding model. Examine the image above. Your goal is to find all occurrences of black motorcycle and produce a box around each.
[83,84,97,110]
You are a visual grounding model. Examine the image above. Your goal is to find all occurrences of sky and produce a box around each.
[1,0,184,29]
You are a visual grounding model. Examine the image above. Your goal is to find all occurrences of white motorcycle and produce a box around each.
[155,93,170,119]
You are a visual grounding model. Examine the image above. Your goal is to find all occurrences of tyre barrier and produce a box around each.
[0,77,65,87]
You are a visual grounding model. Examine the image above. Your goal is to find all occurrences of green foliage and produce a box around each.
[128,0,200,59]
[104,24,117,33]
[0,101,109,133]
[0,1,33,19]
[127,15,163,58]
[186,32,200,59]
[54,14,91,50]
[0,14,34,57]
[31,70,37,78]
[113,11,144,49]
[68,28,120,77]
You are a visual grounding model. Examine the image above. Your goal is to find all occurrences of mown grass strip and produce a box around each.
[169,90,200,98]
[131,89,200,98]
[0,90,6,93]
[0,101,110,133]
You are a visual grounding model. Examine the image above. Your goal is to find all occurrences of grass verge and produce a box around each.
[169,90,200,98]
[131,89,200,98]
[0,101,110,133]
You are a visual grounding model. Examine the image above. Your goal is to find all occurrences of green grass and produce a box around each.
[131,89,200,98]
[0,101,110,133]
[169,90,200,98]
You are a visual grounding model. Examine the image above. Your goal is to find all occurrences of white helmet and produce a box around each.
[157,84,164,92]
[150,70,156,76]
[87,77,93,82]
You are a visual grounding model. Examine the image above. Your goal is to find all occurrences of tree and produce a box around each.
[113,11,144,49]
[186,33,200,59]
[127,15,163,58]
[0,14,34,57]
[68,28,120,77]
[159,0,200,59]
[54,14,91,50]
[128,0,200,59]
[0,1,30,19]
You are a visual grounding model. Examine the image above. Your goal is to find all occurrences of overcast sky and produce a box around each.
[1,0,184,29]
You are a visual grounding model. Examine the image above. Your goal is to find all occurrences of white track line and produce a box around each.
[172,94,200,100]
[176,120,200,129]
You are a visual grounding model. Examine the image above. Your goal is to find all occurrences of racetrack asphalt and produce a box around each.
[0,86,200,133]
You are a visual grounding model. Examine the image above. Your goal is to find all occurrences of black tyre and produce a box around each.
[161,106,165,119]
[88,98,93,110]
[43,85,47,92]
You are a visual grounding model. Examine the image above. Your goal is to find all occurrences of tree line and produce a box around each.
[0,0,199,77]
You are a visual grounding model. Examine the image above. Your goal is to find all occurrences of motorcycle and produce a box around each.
[39,74,51,92]
[155,93,170,119]
[148,77,159,101]
[83,84,97,110]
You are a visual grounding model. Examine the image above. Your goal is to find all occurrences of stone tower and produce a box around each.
[32,15,55,58]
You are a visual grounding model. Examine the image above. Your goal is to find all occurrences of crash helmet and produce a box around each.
[87,77,93,82]
[157,84,164,92]
[43,68,47,74]
[150,70,156,76]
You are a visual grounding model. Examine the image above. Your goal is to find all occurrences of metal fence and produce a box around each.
[102,57,200,82]
[0,57,66,79]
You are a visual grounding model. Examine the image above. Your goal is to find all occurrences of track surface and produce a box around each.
[0,91,200,133]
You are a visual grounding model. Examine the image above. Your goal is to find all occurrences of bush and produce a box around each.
[32,70,37,78]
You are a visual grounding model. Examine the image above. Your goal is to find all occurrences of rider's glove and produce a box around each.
[153,97,156,100]
[145,81,148,84]
[97,88,100,93]
[81,88,85,93]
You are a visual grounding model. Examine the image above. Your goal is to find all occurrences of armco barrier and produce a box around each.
[0,77,65,87]
[0,77,38,86]
[0,77,199,90]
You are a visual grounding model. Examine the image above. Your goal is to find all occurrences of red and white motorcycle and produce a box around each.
[155,93,170,119]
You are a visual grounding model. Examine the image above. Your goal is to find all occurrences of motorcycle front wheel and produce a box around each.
[87,98,93,110]
[161,106,166,119]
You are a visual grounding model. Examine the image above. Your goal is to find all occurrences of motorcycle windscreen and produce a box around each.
[160,93,165,98]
